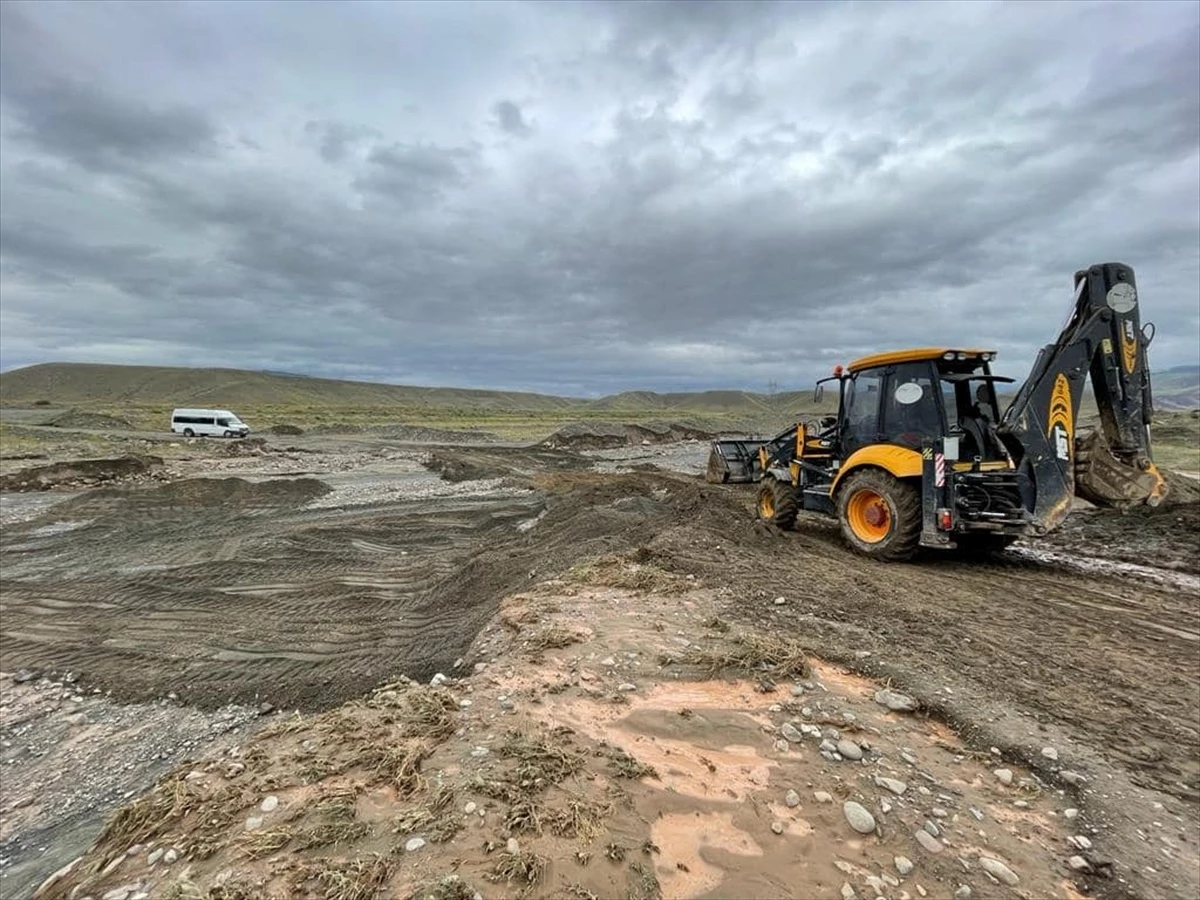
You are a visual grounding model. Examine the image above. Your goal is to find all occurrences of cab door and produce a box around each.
[880,362,943,449]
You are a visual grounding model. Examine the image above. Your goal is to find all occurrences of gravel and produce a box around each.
[979,857,1020,886]
[874,688,918,712]
[843,801,877,834]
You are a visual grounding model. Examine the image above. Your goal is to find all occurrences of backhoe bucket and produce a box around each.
[706,438,767,484]
[1074,427,1168,509]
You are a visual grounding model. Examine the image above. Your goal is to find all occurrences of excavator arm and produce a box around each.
[999,262,1167,531]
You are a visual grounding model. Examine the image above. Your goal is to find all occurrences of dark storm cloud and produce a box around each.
[0,0,1197,394]
[492,101,533,138]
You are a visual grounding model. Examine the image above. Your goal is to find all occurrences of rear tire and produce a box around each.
[837,469,921,561]
[183,428,194,438]
[757,478,799,530]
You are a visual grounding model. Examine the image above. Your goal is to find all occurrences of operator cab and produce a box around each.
[838,348,1012,462]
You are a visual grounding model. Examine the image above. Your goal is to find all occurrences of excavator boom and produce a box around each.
[999,262,1166,529]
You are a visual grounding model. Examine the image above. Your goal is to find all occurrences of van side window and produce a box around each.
[217,418,230,427]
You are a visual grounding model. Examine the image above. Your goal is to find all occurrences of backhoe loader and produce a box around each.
[706,262,1168,560]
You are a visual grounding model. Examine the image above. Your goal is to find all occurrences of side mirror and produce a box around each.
[813,384,825,405]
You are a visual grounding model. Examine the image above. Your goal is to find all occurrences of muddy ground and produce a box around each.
[0,433,1198,900]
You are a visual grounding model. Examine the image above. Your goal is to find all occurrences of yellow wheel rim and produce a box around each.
[847,489,891,543]
[759,489,775,518]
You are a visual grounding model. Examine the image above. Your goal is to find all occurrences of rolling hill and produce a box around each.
[0,362,828,417]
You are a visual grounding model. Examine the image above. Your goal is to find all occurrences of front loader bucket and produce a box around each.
[706,438,767,484]
[1074,427,1168,509]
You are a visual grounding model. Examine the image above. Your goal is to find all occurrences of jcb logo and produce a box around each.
[1047,374,1073,462]
[1121,319,1138,374]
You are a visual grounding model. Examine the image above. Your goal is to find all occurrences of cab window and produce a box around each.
[882,362,941,448]
[843,371,881,453]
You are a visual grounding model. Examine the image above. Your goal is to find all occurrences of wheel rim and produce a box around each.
[846,488,891,543]
[759,489,775,518]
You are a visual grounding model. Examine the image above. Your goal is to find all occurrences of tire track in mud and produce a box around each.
[0,474,679,713]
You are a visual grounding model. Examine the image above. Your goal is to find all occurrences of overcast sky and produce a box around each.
[1,0,1197,396]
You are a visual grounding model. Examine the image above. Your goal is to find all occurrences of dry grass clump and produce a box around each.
[565,553,689,594]
[407,875,478,900]
[353,739,432,797]
[607,747,658,781]
[543,796,609,840]
[300,853,393,900]
[393,784,461,843]
[500,729,586,788]
[525,625,584,653]
[676,632,811,679]
[488,848,547,886]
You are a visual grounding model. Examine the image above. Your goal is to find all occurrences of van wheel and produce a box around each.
[224,430,233,438]
[183,428,194,438]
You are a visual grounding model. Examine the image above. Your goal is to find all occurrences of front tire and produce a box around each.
[837,469,921,561]
[183,428,195,438]
[757,478,799,530]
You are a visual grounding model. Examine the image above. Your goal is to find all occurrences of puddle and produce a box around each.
[1011,546,1200,593]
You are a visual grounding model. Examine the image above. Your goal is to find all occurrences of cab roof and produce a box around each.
[846,347,997,374]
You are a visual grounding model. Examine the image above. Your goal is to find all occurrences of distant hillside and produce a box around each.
[1152,365,1200,410]
[0,362,830,416]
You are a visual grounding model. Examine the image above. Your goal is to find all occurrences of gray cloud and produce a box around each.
[1,0,1197,395]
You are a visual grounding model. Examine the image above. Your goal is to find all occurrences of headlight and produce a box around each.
[943,352,955,360]
[955,352,967,360]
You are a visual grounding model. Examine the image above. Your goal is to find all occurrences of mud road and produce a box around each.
[1,438,1198,899]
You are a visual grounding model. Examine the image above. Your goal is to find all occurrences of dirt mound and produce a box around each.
[269,424,304,436]
[58,476,332,513]
[1162,467,1200,506]
[539,420,712,451]
[44,409,134,430]
[215,437,271,456]
[421,447,592,483]
[0,455,164,492]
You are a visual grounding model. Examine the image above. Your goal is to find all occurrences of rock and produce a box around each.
[260,795,279,813]
[781,722,803,743]
[464,802,477,815]
[774,739,790,752]
[814,791,833,803]
[771,821,784,835]
[874,688,917,712]
[600,657,617,667]
[994,768,1014,786]
[895,856,914,875]
[1042,746,1059,761]
[800,723,822,738]
[256,702,274,716]
[969,807,984,821]
[1061,770,1087,786]
[617,682,637,692]
[1070,835,1093,851]
[915,830,942,854]
[1013,800,1030,809]
[13,669,37,684]
[841,883,858,900]
[785,789,801,808]
[163,849,177,864]
[1067,855,1091,872]
[406,837,427,853]
[430,673,448,687]
[792,685,805,697]
[774,597,787,605]
[932,807,949,818]
[459,699,473,708]
[843,800,876,834]
[837,739,863,761]
[954,886,971,899]
[102,887,137,900]
[506,838,521,855]
[924,820,940,837]
[1064,808,1079,820]
[245,816,263,830]
[470,747,489,758]
[820,738,838,754]
[876,776,908,796]
[979,858,1019,886]
[146,849,163,866]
